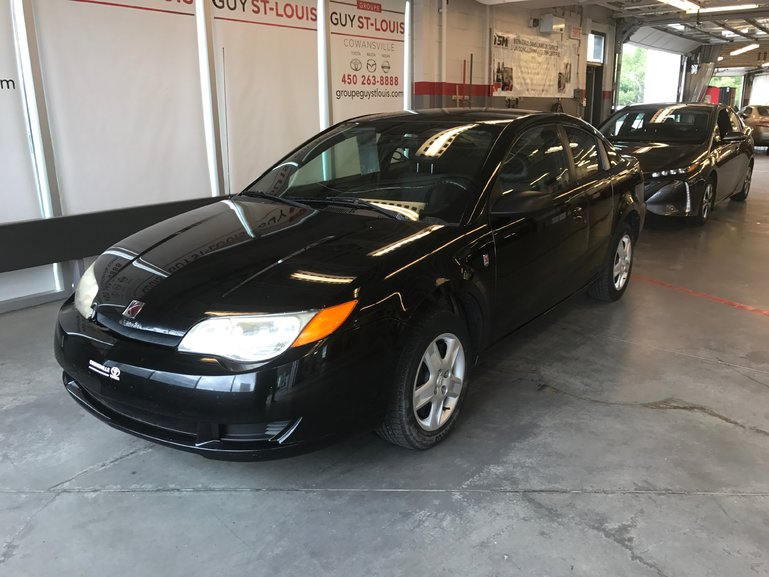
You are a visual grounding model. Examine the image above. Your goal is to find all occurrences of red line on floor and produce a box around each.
[635,275,769,318]
[70,0,193,17]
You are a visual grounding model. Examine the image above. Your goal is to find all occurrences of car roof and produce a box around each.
[349,108,548,123]
[617,102,719,112]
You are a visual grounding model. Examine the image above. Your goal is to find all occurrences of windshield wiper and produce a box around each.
[304,196,404,220]
[242,191,313,210]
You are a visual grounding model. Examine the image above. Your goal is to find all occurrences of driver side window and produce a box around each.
[498,125,571,196]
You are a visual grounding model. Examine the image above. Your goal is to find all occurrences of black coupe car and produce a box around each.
[55,109,645,459]
[600,103,753,225]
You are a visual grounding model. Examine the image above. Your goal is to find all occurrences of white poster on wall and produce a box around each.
[33,0,210,216]
[491,31,578,99]
[212,0,320,193]
[329,0,404,122]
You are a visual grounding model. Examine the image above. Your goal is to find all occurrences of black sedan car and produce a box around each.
[55,109,644,459]
[600,103,753,225]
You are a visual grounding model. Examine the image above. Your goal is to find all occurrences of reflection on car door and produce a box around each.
[562,125,613,278]
[490,124,588,336]
[713,108,743,199]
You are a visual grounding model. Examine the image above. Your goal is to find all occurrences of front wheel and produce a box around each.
[693,180,714,226]
[589,222,635,302]
[377,310,470,450]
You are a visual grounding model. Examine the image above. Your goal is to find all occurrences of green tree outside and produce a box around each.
[618,45,647,107]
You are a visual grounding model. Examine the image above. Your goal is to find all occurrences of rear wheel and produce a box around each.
[377,310,470,450]
[731,164,752,202]
[589,222,635,302]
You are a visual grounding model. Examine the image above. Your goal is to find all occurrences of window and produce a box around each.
[602,105,711,144]
[587,33,605,64]
[564,127,601,181]
[727,109,743,132]
[498,125,570,195]
[247,120,504,224]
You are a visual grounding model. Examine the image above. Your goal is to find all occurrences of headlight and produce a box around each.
[74,263,99,319]
[178,300,357,363]
[651,165,696,178]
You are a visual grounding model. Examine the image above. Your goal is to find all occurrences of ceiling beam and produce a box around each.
[715,20,759,41]
[683,23,733,42]
[629,8,769,26]
[653,25,706,43]
[746,18,769,35]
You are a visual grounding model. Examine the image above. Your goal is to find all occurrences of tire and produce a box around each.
[693,180,714,226]
[588,222,635,302]
[377,309,470,450]
[731,164,752,202]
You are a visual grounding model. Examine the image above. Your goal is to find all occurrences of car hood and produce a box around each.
[611,141,707,173]
[90,197,447,340]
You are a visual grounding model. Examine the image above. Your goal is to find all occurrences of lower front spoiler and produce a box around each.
[63,375,333,461]
[644,179,702,218]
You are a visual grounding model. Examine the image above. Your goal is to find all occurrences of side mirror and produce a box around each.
[722,131,747,143]
[490,190,553,217]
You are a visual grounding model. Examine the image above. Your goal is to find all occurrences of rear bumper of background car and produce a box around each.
[54,298,399,460]
[643,178,704,218]
[751,126,769,146]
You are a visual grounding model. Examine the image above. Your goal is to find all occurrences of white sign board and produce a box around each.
[491,31,578,99]
[329,0,404,122]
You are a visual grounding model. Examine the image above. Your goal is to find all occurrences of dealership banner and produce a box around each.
[491,31,578,98]
[329,0,404,122]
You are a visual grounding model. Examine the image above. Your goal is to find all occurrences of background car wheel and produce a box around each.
[588,222,635,302]
[693,180,714,226]
[377,309,470,450]
[731,164,752,202]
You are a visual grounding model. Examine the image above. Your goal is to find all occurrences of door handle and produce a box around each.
[570,206,584,222]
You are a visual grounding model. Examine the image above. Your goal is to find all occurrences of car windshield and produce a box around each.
[242,119,506,224]
[601,105,711,144]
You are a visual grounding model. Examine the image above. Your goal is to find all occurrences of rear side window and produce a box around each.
[564,127,602,181]
[498,125,570,195]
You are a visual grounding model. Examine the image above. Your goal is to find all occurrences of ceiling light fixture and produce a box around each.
[730,42,760,55]
[718,56,724,60]
[689,3,758,13]
[658,0,701,11]
[762,62,769,67]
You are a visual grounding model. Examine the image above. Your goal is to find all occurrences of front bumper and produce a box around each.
[643,178,704,218]
[54,298,399,460]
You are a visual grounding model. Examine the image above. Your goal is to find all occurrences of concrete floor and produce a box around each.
[2,159,769,577]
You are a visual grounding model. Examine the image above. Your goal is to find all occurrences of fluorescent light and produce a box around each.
[659,0,701,11]
[762,62,769,67]
[730,43,759,55]
[718,56,724,61]
[689,3,758,12]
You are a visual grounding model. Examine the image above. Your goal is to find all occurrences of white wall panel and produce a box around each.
[1,0,58,301]
[212,1,319,193]
[0,0,41,224]
[33,0,210,215]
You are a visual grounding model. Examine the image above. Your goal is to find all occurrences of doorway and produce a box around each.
[585,64,604,126]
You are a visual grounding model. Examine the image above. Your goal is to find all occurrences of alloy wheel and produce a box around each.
[702,183,713,221]
[612,233,633,292]
[412,333,466,432]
